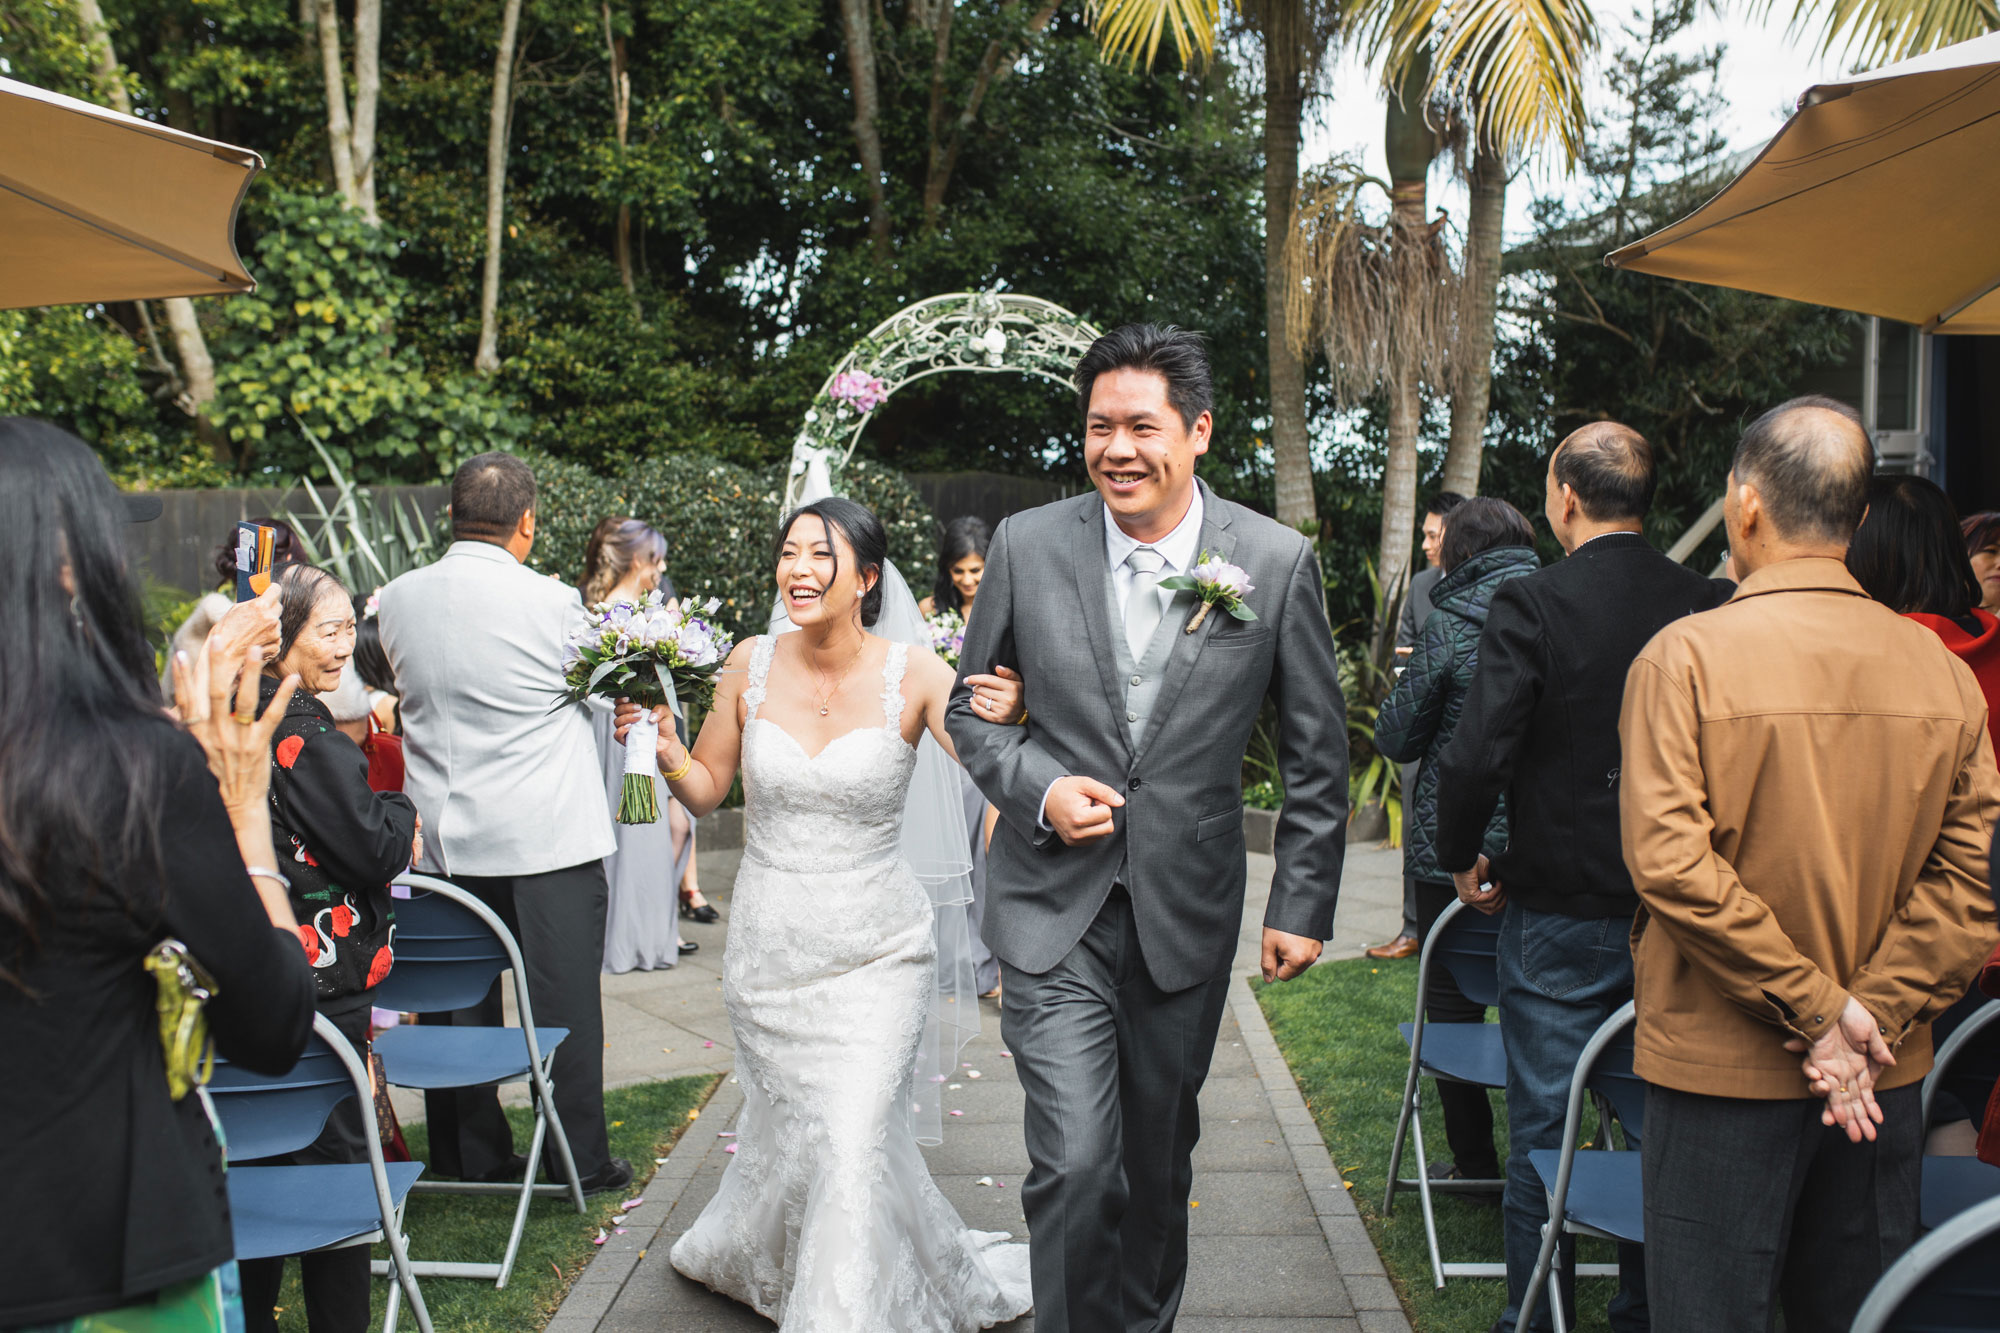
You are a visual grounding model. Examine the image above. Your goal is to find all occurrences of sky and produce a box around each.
[1301,0,1854,241]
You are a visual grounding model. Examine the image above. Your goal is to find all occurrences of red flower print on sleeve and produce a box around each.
[295,924,318,960]
[331,902,355,937]
[366,947,394,987]
[276,735,305,769]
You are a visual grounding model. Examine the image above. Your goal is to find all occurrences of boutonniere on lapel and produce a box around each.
[1158,553,1257,634]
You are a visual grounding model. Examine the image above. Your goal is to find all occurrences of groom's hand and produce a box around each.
[1261,929,1323,983]
[1045,775,1124,845]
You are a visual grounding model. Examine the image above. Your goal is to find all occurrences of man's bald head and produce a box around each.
[1551,421,1656,523]
[1731,397,1871,545]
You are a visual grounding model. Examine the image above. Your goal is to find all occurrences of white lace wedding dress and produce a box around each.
[669,636,1033,1331]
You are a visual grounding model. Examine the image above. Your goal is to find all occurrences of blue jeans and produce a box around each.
[1496,905,1648,1333]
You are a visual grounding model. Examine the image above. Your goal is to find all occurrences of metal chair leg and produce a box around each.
[1409,1100,1448,1290]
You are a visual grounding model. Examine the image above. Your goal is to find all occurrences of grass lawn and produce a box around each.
[1257,956,1624,1333]
[269,1074,719,1333]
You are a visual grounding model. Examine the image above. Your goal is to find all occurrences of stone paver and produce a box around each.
[523,836,1413,1332]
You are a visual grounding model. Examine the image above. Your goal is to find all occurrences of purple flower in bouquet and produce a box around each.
[924,608,966,668]
[561,592,736,824]
[828,370,890,413]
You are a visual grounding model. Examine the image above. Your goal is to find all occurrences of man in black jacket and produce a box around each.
[1432,422,1729,1333]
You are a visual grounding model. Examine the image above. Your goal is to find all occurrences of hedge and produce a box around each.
[522,450,938,639]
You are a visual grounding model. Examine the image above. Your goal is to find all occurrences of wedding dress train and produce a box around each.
[669,635,1032,1331]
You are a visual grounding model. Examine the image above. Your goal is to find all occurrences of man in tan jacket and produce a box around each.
[1618,396,1999,1331]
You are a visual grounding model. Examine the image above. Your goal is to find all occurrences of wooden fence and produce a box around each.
[133,470,1068,597]
[132,484,450,597]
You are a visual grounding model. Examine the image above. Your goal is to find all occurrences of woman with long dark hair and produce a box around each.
[612,497,1032,1330]
[0,419,314,1330]
[580,517,701,970]
[1374,496,1541,1190]
[919,515,990,619]
[919,516,1003,994]
[1848,475,2000,1159]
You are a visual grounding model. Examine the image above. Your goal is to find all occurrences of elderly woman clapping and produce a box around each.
[234,563,422,1333]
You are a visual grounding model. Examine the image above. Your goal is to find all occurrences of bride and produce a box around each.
[615,497,1034,1332]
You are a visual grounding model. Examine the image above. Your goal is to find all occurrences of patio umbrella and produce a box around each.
[1605,32,2000,333]
[0,76,260,310]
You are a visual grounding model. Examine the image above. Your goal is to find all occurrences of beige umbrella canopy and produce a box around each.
[1606,33,2000,334]
[1,76,261,310]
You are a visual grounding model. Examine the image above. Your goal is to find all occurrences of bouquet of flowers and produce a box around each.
[925,607,966,668]
[561,591,734,824]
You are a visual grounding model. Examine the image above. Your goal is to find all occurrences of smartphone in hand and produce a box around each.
[234,521,277,602]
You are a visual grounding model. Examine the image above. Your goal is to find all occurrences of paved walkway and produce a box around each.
[528,839,1411,1333]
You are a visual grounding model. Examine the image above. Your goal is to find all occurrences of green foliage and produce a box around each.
[0,0,1275,501]
[208,185,526,480]
[524,451,938,639]
[0,306,222,487]
[280,426,447,592]
[1487,0,1862,570]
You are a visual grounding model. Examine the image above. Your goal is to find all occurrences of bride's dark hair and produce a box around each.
[776,498,888,627]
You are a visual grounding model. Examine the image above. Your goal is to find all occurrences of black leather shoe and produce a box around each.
[680,899,720,924]
[677,939,699,955]
[577,1157,634,1197]
[468,1152,529,1184]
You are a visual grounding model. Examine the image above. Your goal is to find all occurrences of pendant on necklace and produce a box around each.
[819,706,830,716]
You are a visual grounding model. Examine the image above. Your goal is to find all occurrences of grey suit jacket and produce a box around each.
[377,541,616,878]
[946,483,1350,991]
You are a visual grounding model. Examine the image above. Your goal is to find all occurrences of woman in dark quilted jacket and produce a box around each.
[1375,497,1539,1188]
[242,563,421,1333]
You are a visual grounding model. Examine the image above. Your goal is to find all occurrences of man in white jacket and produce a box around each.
[379,452,627,1193]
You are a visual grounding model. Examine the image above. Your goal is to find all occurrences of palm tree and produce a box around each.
[1359,0,1596,496]
[1777,0,1995,60]
[1091,0,1339,535]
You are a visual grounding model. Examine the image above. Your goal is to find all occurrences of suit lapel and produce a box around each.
[1073,505,1136,757]
[1133,486,1237,765]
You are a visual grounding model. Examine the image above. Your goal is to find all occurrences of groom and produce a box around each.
[948,324,1349,1333]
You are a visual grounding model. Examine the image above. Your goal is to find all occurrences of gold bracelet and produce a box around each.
[1015,708,1029,727]
[662,751,695,783]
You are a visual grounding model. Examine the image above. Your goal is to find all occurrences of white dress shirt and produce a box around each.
[1038,488,1206,828]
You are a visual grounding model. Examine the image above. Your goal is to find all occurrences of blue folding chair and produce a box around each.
[1517,1000,1646,1333]
[367,872,585,1289]
[1384,898,1509,1287]
[1921,998,2000,1231]
[208,1012,432,1333]
[1850,1193,2000,1332]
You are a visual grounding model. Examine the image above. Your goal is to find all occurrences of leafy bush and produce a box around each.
[208,184,527,481]
[523,451,938,639]
[281,428,447,593]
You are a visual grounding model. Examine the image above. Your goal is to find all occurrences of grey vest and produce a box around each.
[1108,578,1190,752]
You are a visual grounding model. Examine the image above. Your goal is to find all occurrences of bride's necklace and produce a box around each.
[809,639,867,717]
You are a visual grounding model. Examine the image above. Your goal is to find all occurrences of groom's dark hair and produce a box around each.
[1074,324,1212,432]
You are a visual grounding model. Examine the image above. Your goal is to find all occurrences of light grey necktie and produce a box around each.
[1123,546,1165,660]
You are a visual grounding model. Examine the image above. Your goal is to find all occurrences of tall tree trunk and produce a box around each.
[602,4,639,315]
[1261,2,1317,533]
[74,0,220,439]
[1443,138,1504,497]
[837,0,891,261]
[313,0,360,206]
[474,0,525,375]
[1374,53,1436,648]
[922,3,1059,223]
[352,0,382,224]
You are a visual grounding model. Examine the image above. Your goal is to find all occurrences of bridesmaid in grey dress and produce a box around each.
[582,517,696,972]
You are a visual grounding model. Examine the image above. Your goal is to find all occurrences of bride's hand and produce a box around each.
[963,665,1026,725]
[611,697,664,745]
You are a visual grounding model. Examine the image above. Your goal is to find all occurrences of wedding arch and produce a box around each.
[783,290,1102,509]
